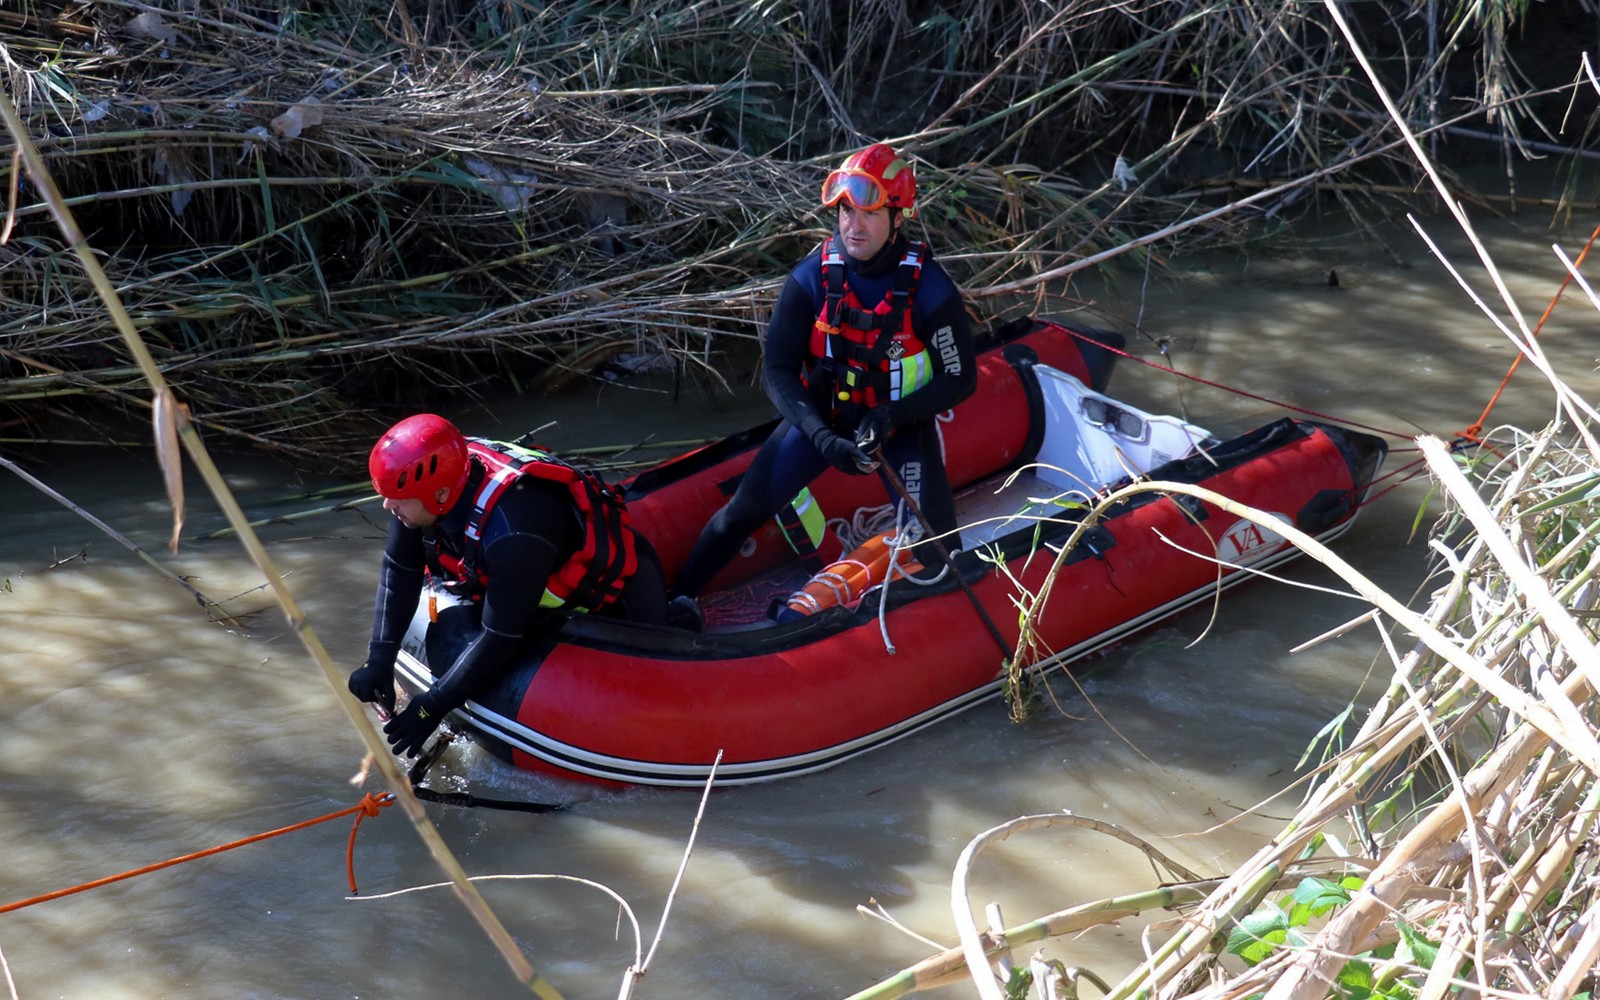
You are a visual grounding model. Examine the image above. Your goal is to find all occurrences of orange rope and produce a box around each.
[346,791,394,895]
[1460,221,1600,443]
[0,792,395,915]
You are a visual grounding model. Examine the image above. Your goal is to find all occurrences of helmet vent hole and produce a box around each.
[397,471,408,488]
[428,455,438,476]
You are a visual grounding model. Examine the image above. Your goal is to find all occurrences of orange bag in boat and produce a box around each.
[784,533,923,617]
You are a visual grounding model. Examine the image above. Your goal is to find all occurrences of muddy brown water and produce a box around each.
[4,204,1599,998]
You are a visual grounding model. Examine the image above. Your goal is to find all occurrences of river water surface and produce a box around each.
[4,202,1599,998]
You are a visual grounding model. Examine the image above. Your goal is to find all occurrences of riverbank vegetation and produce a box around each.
[871,384,1600,998]
[3,0,1594,460]
[879,27,1600,988]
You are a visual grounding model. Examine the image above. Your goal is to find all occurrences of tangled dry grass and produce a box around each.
[845,7,1600,987]
[2,0,1592,461]
[854,415,1600,1000]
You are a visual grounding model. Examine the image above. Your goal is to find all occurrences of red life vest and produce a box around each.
[425,440,638,613]
[807,236,932,415]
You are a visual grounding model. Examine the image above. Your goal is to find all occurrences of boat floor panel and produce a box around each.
[956,469,1062,549]
[696,468,1061,633]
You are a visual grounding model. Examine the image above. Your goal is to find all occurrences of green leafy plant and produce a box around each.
[1002,965,1033,1000]
[1226,876,1355,966]
[1224,875,1467,999]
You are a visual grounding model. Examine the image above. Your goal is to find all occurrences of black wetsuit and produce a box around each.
[673,231,977,598]
[365,468,667,710]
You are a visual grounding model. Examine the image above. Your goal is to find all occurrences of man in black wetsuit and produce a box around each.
[667,143,977,626]
[346,414,667,757]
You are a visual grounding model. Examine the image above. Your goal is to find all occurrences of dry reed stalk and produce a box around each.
[847,5,1600,994]
[0,86,567,1000]
[855,424,1600,999]
[2,0,1578,459]
[857,212,1600,999]
[887,391,1600,1000]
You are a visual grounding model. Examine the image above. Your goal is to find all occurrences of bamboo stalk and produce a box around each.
[950,813,1207,1000]
[1265,717,1552,1000]
[991,463,1600,998]
[0,88,561,999]
[850,864,1364,1000]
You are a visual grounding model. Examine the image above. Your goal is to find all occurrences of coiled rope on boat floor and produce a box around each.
[0,792,397,913]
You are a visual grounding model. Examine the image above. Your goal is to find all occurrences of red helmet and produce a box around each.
[369,414,469,516]
[821,143,917,215]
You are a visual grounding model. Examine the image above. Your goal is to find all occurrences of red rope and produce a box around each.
[1064,325,1519,517]
[1353,455,1430,511]
[0,792,395,915]
[1063,326,1419,441]
[1459,221,1600,442]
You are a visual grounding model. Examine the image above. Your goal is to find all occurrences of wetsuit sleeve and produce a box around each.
[365,518,426,671]
[424,482,578,711]
[883,265,977,427]
[761,271,832,441]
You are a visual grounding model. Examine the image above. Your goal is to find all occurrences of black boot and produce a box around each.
[666,594,705,633]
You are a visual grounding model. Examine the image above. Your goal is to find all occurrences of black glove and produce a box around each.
[810,426,877,476]
[853,406,893,453]
[384,690,446,758]
[347,660,396,715]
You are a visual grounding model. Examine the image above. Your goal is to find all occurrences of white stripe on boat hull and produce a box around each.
[393,516,1360,787]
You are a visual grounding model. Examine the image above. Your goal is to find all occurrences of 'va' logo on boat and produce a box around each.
[1218,513,1291,565]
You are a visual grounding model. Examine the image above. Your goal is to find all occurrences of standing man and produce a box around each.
[347,414,668,756]
[667,143,977,626]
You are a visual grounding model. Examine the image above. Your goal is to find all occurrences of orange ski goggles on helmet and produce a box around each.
[821,170,889,212]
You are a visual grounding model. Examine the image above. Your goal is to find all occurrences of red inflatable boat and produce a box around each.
[393,317,1387,786]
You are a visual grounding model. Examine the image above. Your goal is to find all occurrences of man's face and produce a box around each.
[837,202,897,261]
[382,495,438,530]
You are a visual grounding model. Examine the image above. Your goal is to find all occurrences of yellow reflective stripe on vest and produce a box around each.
[889,348,933,400]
